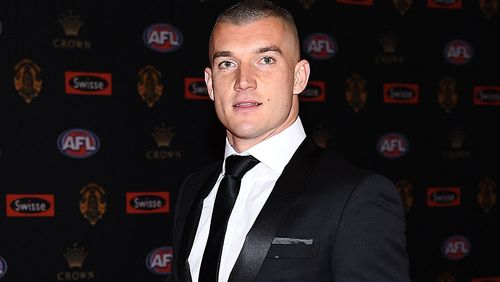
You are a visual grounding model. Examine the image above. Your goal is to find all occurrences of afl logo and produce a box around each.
[57,128,100,158]
[303,33,338,60]
[377,132,409,159]
[0,256,6,278]
[143,23,183,53]
[444,39,473,65]
[146,247,173,275]
[442,235,471,260]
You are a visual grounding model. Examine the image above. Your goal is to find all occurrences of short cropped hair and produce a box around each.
[209,0,300,62]
[216,0,296,28]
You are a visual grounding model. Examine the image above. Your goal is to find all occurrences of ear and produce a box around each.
[292,59,311,95]
[204,67,215,101]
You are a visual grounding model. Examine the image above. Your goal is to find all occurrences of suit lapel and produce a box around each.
[177,162,222,282]
[229,138,323,282]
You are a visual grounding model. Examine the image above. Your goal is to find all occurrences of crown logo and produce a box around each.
[153,124,175,147]
[380,30,398,54]
[449,128,465,149]
[299,0,315,9]
[63,243,88,268]
[311,125,331,149]
[58,10,84,36]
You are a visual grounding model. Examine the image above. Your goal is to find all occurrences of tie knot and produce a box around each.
[224,155,259,179]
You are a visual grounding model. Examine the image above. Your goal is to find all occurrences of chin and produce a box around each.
[230,125,264,140]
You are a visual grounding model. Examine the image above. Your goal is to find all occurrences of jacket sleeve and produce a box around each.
[171,172,194,282]
[331,173,411,282]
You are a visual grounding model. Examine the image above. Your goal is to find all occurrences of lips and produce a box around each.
[233,102,262,108]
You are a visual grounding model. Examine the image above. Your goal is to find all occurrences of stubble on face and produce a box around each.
[206,16,303,152]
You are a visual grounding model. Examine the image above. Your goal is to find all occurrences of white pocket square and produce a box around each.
[272,237,314,245]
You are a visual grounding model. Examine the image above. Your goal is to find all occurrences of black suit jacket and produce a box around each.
[171,138,410,282]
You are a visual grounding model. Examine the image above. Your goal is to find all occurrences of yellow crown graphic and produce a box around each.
[299,0,315,9]
[63,243,88,268]
[58,11,84,36]
[152,124,175,147]
[380,31,398,54]
[449,129,465,149]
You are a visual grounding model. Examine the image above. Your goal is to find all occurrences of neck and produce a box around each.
[227,116,298,153]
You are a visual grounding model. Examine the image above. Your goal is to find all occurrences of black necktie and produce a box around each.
[199,154,259,282]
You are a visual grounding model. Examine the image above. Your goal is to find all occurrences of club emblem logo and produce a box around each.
[138,65,163,108]
[14,59,42,103]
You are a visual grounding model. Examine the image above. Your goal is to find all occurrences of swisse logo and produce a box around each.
[442,235,471,260]
[376,132,409,159]
[383,83,419,104]
[146,247,173,275]
[303,33,337,60]
[6,194,55,217]
[299,81,326,102]
[337,0,374,5]
[143,23,183,53]
[58,128,100,158]
[126,192,170,214]
[184,77,209,100]
[428,0,462,9]
[427,187,461,207]
[444,39,473,65]
[65,72,112,95]
[473,86,500,106]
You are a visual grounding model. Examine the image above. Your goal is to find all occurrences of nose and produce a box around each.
[234,64,256,92]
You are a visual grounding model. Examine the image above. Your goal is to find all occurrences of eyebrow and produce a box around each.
[212,45,282,61]
[212,51,232,61]
[257,45,282,55]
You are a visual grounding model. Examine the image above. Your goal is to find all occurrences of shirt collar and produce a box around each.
[223,117,306,175]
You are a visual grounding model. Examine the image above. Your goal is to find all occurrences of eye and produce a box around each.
[260,56,276,65]
[218,61,235,69]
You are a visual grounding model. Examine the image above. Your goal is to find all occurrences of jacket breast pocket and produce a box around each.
[265,240,320,259]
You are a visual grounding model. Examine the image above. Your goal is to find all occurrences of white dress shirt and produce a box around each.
[188,117,306,282]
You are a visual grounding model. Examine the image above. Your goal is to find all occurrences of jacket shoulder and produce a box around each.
[312,149,397,198]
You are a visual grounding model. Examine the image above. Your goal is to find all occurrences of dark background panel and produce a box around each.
[0,0,499,281]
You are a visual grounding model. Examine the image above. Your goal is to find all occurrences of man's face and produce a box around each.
[205,16,309,151]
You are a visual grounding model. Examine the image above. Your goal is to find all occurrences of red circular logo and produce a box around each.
[143,23,183,53]
[146,246,173,275]
[442,235,471,260]
[303,33,338,60]
[444,39,473,65]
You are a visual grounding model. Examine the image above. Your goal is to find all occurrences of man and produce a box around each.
[172,1,410,281]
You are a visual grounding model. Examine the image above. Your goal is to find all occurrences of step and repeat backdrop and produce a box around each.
[0,0,499,281]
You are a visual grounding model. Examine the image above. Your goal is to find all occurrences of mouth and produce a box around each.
[233,102,262,108]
